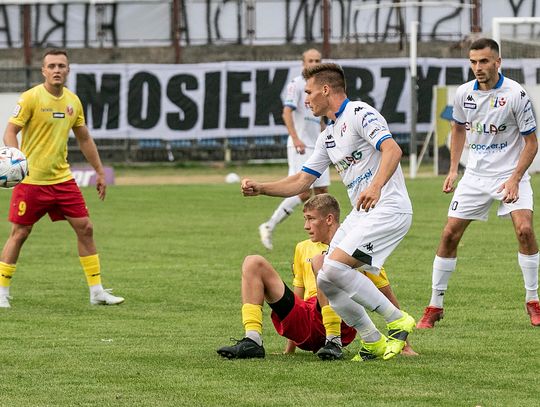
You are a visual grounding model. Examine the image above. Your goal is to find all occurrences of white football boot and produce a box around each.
[90,289,125,305]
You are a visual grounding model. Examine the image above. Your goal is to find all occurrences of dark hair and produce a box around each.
[303,193,340,222]
[303,63,346,92]
[42,48,68,62]
[470,38,499,55]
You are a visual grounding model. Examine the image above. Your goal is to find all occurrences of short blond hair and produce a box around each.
[303,193,340,222]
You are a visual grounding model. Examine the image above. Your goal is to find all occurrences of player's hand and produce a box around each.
[442,172,458,193]
[241,178,261,196]
[356,185,381,212]
[497,178,520,203]
[96,173,106,201]
[293,139,306,155]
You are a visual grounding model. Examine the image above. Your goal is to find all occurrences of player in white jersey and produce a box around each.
[416,38,540,329]
[258,49,330,250]
[243,63,415,360]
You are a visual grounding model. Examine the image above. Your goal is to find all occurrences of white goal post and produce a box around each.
[492,17,540,57]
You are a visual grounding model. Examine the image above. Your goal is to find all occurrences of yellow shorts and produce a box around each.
[361,266,390,289]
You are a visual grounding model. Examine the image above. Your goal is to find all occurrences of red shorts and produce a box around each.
[8,179,89,225]
[271,295,356,352]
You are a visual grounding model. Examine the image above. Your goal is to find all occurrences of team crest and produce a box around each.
[66,105,74,116]
[340,123,347,137]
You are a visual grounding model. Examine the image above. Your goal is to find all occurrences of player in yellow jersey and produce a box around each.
[0,49,124,308]
[217,194,416,360]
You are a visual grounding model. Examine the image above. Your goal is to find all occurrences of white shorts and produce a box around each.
[449,172,534,221]
[288,145,330,188]
[327,207,412,274]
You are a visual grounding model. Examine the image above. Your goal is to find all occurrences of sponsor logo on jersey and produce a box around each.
[368,127,385,139]
[53,112,65,118]
[464,102,477,109]
[465,121,507,135]
[40,108,53,112]
[324,134,336,148]
[363,242,374,252]
[334,149,363,173]
[354,106,364,115]
[12,104,21,118]
[345,168,373,190]
[361,112,375,128]
[521,90,526,98]
[469,141,508,152]
[340,122,347,137]
[466,94,475,102]
[490,96,507,108]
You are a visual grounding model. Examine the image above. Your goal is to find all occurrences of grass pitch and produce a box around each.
[0,173,539,406]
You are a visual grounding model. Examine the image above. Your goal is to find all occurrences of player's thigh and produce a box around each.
[8,183,52,225]
[328,209,412,271]
[51,179,89,219]
[497,178,534,217]
[449,174,493,221]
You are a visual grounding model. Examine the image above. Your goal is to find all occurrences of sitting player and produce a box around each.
[217,194,416,360]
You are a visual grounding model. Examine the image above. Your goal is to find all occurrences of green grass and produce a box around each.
[0,174,539,406]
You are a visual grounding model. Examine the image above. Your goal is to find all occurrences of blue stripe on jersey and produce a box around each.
[521,127,536,136]
[375,134,392,151]
[474,73,504,90]
[302,166,321,178]
[284,103,296,110]
[335,98,350,119]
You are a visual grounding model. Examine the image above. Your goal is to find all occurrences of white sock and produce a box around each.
[429,255,457,308]
[317,273,382,342]
[245,330,262,346]
[0,286,9,296]
[518,252,539,302]
[89,284,104,296]
[319,259,402,323]
[266,196,303,229]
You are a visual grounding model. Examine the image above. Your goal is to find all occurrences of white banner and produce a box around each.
[66,58,540,140]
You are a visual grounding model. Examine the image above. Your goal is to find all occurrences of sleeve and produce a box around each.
[9,92,33,128]
[513,86,537,135]
[73,95,86,128]
[352,104,392,151]
[292,243,304,288]
[302,129,331,177]
[283,78,300,110]
[452,86,467,125]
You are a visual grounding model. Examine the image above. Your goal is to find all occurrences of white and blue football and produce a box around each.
[0,146,28,188]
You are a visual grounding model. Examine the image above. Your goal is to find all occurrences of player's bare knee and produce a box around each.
[299,190,311,202]
[515,223,535,244]
[10,225,32,243]
[77,220,94,239]
[313,186,328,195]
[242,254,267,278]
[441,225,463,248]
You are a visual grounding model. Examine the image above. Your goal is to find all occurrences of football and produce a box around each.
[0,146,28,188]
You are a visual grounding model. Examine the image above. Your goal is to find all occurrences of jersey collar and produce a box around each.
[335,98,350,119]
[473,73,504,90]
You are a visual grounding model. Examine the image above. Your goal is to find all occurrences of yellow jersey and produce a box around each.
[9,84,85,185]
[292,240,390,301]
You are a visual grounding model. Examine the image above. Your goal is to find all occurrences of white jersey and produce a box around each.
[283,75,321,148]
[453,74,537,178]
[302,99,412,213]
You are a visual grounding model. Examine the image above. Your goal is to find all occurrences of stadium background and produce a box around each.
[1,2,540,406]
[2,0,540,172]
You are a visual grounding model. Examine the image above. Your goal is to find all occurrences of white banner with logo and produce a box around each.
[62,58,540,140]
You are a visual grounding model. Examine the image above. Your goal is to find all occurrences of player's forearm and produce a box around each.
[511,133,538,181]
[79,138,105,175]
[449,125,466,173]
[3,123,21,148]
[282,109,299,140]
[260,173,313,197]
[371,140,402,189]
